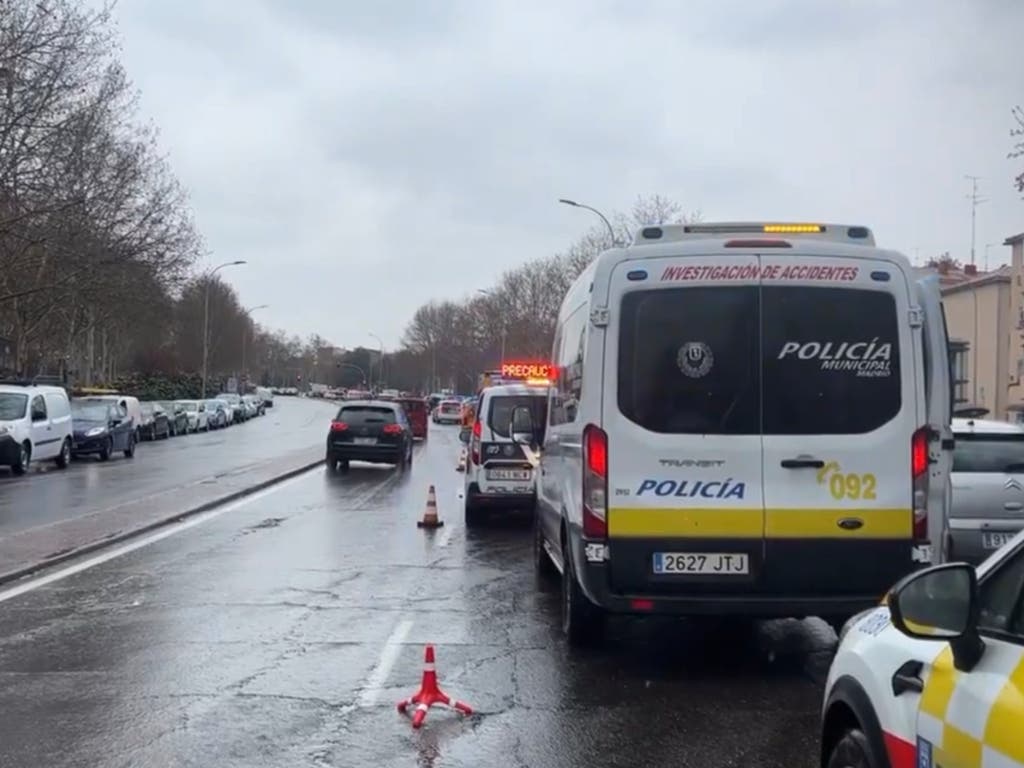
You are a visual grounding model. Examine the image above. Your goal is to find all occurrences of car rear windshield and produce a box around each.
[953,433,1024,473]
[617,285,902,435]
[180,402,198,411]
[339,406,396,426]
[487,395,547,439]
[0,393,28,420]
[440,402,461,412]
[72,402,109,420]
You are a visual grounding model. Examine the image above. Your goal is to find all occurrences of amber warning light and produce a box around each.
[500,362,557,382]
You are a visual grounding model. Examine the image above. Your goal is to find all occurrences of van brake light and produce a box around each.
[582,424,608,539]
[471,419,482,465]
[911,428,930,542]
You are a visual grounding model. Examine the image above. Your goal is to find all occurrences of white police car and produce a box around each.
[820,529,1024,768]
[463,383,548,526]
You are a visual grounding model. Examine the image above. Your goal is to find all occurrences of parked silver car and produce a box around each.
[948,417,1024,563]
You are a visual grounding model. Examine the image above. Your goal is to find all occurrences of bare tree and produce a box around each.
[1012,105,1024,197]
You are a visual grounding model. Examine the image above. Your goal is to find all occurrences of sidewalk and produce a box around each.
[0,444,325,586]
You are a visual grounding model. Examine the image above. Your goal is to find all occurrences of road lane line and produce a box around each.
[357,618,414,706]
[0,468,322,604]
[437,523,456,548]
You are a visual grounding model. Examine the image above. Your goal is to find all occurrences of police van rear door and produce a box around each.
[603,253,766,595]
[758,254,918,600]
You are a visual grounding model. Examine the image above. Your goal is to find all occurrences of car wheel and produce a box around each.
[561,537,606,646]
[533,511,558,584]
[124,434,135,458]
[338,459,350,472]
[55,438,72,469]
[464,497,484,528]
[99,438,112,461]
[826,729,875,768]
[326,453,338,472]
[12,442,30,475]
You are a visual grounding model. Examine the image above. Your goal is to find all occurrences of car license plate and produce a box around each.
[487,469,531,481]
[982,532,1015,550]
[352,437,377,445]
[653,552,749,575]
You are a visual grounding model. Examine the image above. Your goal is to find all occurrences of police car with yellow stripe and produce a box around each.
[535,222,954,645]
[821,529,1024,768]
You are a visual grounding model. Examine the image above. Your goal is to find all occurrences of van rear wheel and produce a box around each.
[561,539,606,646]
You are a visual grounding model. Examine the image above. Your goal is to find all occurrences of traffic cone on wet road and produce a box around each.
[397,644,473,729]
[417,485,443,529]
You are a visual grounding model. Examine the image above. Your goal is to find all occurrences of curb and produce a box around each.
[0,457,326,588]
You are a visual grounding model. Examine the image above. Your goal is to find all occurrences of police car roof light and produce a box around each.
[633,222,876,247]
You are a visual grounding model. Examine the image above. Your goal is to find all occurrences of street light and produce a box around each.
[477,289,506,361]
[240,304,269,382]
[201,259,246,398]
[558,198,617,246]
[368,332,384,391]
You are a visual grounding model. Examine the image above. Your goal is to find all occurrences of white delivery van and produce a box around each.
[0,383,74,474]
[534,222,954,645]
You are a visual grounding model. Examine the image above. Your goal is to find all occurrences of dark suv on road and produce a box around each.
[326,400,413,471]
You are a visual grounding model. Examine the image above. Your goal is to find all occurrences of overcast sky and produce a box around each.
[107,0,1024,349]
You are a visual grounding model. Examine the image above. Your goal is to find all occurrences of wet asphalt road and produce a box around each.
[0,424,836,768]
[0,396,334,537]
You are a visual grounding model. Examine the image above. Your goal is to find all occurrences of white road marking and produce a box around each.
[357,618,414,706]
[437,525,455,548]
[0,468,323,604]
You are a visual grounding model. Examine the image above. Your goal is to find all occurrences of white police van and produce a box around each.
[463,381,549,527]
[535,222,954,645]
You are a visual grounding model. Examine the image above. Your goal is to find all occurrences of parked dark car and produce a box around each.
[325,400,413,471]
[157,401,189,436]
[70,399,136,460]
[139,402,171,440]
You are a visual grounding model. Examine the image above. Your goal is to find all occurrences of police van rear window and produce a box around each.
[762,287,901,435]
[617,285,902,435]
[488,395,548,440]
[618,287,760,435]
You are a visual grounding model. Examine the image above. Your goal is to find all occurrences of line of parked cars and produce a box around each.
[0,381,274,475]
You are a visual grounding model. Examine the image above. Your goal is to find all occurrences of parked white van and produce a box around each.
[534,222,954,645]
[0,383,74,474]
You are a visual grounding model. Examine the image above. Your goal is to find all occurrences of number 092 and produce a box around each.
[828,472,877,500]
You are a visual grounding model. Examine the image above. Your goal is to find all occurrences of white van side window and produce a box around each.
[30,395,47,422]
[556,305,587,425]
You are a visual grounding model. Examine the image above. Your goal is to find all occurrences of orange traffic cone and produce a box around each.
[397,644,473,728]
[417,485,443,529]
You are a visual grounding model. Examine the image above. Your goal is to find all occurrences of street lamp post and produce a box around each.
[201,260,247,398]
[368,332,384,391]
[558,198,617,247]
[240,304,269,384]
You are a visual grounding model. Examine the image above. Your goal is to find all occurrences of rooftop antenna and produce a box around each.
[965,175,989,266]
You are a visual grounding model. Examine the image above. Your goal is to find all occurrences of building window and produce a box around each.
[950,340,970,405]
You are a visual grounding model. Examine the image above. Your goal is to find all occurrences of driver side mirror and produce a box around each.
[509,406,535,445]
[888,563,985,672]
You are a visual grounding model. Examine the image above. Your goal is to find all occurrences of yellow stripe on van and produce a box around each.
[608,507,912,539]
[765,508,912,539]
[609,508,762,538]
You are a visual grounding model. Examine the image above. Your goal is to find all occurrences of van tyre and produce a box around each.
[12,442,30,475]
[561,539,606,646]
[825,729,875,768]
[55,438,71,469]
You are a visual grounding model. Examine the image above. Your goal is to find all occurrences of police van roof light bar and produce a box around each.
[634,222,875,247]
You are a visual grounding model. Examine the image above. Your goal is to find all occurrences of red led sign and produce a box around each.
[500,362,556,381]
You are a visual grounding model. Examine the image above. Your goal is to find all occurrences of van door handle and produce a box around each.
[781,458,825,469]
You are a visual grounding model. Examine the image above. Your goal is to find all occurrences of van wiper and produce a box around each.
[1003,462,1024,473]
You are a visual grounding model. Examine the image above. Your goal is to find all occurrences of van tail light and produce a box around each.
[582,424,608,539]
[382,424,403,435]
[471,419,482,465]
[330,421,348,432]
[911,427,930,542]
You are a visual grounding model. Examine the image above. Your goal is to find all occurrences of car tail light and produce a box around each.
[582,424,608,539]
[471,419,482,465]
[382,424,402,435]
[911,427,930,541]
[330,421,348,432]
